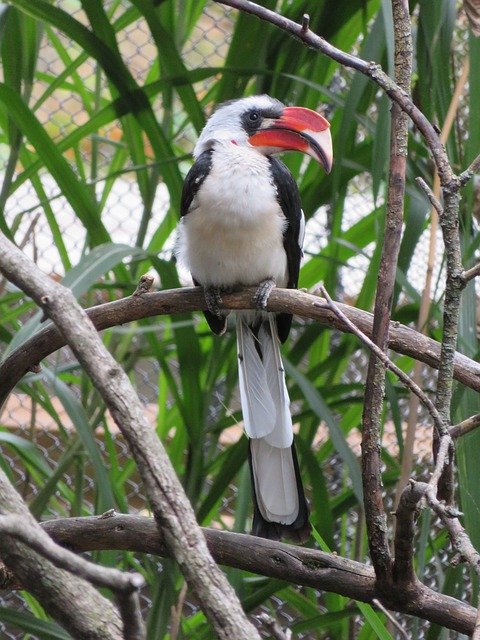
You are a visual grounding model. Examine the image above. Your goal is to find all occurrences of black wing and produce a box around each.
[180,149,213,217]
[180,150,227,335]
[268,156,303,343]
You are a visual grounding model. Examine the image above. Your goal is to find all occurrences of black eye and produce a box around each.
[248,111,260,122]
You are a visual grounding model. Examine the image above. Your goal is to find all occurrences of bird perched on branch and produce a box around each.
[176,95,332,542]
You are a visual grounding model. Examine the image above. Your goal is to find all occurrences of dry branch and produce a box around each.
[360,0,411,582]
[0,233,261,640]
[2,287,480,410]
[33,514,477,636]
[0,467,124,640]
[0,514,145,640]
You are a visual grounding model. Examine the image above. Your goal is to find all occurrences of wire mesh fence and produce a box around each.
[0,1,468,639]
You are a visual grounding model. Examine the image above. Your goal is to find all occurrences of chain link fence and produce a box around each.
[0,2,463,638]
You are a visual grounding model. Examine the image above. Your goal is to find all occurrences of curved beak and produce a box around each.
[249,106,333,173]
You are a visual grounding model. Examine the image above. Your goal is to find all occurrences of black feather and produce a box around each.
[268,157,303,343]
[181,151,229,334]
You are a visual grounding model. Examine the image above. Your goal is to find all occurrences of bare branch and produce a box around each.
[0,231,261,640]
[415,177,444,216]
[3,287,480,411]
[0,514,144,594]
[0,468,124,640]
[357,0,412,585]
[450,413,480,439]
[459,152,480,187]
[256,614,291,640]
[0,515,145,640]
[36,514,477,635]
[317,285,447,438]
[372,599,409,640]
[463,262,480,283]
[393,480,426,587]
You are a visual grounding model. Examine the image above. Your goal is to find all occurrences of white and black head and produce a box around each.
[194,94,333,173]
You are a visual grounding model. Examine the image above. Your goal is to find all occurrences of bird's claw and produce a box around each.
[204,286,224,316]
[254,278,276,310]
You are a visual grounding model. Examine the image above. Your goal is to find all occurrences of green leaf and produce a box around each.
[284,358,363,504]
[0,83,109,244]
[0,607,70,639]
[43,370,116,513]
[2,243,143,361]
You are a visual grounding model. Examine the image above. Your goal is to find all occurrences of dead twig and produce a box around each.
[317,285,447,438]
[0,514,146,640]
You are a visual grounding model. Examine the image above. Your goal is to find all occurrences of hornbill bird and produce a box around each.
[176,95,332,542]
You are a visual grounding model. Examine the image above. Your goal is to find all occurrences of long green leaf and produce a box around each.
[0,83,108,244]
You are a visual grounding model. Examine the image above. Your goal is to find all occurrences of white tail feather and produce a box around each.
[237,313,298,525]
[250,438,298,524]
[236,317,276,439]
[259,316,293,448]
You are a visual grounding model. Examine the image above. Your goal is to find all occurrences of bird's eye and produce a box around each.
[248,111,260,122]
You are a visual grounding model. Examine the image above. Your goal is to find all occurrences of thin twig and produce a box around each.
[463,262,480,283]
[170,582,188,640]
[300,13,309,33]
[256,614,292,640]
[372,599,409,640]
[415,177,444,216]
[317,285,447,437]
[459,152,480,187]
[450,413,480,439]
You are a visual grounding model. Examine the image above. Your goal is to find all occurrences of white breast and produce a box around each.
[177,144,288,289]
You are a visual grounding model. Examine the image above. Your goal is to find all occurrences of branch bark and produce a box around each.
[0,234,261,640]
[3,287,480,410]
[0,467,124,640]
[31,513,476,636]
[358,0,412,585]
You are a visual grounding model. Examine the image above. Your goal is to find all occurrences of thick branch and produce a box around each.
[0,234,260,640]
[36,514,477,636]
[0,514,145,640]
[0,468,124,640]
[358,0,412,584]
[2,287,480,410]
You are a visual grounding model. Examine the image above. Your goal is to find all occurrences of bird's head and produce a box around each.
[194,95,333,173]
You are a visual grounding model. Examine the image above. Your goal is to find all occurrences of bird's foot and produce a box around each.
[254,278,276,310]
[204,286,224,316]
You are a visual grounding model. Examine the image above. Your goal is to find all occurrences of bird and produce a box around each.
[176,95,332,542]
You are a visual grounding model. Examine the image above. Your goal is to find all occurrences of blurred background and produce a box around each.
[0,1,479,638]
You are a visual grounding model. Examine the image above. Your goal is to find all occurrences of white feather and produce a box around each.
[236,317,276,439]
[250,438,298,524]
[258,317,293,448]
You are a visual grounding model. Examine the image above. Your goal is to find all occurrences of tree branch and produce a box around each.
[0,233,261,640]
[317,285,446,438]
[357,0,412,584]
[31,514,477,636]
[3,287,480,411]
[0,467,124,640]
[0,514,145,640]
[214,0,458,188]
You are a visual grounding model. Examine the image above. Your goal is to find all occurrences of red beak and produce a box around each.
[249,106,333,173]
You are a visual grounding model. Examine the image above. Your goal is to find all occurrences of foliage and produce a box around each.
[0,0,477,638]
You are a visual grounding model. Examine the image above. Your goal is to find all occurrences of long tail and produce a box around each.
[236,315,310,543]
